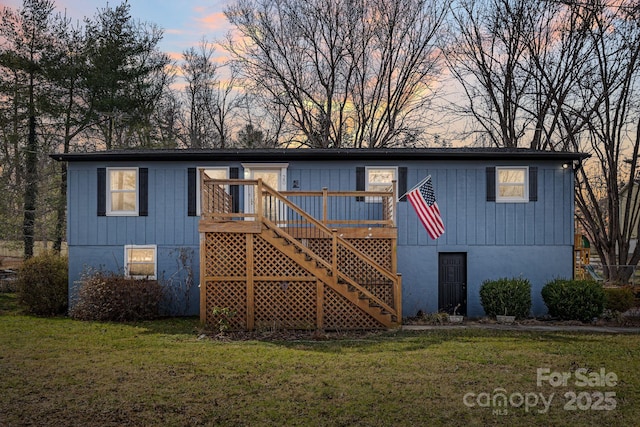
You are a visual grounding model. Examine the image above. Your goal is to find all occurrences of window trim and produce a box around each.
[124,244,157,280]
[196,166,230,216]
[495,166,529,203]
[365,166,398,203]
[107,167,139,216]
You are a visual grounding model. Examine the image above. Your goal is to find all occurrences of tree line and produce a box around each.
[1,0,639,283]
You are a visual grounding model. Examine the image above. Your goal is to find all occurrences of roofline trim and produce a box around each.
[50,148,589,163]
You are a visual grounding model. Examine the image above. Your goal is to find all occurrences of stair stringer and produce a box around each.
[259,224,398,328]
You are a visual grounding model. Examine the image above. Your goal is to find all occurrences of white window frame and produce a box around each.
[496,166,529,203]
[124,244,157,280]
[241,163,289,223]
[196,167,230,216]
[107,167,139,216]
[365,166,397,203]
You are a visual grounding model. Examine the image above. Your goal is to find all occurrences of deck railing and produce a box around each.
[201,178,397,229]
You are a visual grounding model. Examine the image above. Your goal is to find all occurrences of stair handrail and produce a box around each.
[259,181,400,287]
[258,179,399,313]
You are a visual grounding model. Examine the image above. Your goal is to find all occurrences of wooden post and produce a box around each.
[199,233,206,324]
[322,187,328,225]
[332,229,338,280]
[391,180,397,226]
[246,233,254,330]
[316,280,324,329]
[256,178,263,220]
[395,274,402,324]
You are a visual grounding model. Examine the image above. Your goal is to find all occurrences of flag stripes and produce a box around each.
[407,176,445,240]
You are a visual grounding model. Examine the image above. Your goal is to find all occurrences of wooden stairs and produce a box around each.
[259,218,399,327]
[200,178,401,330]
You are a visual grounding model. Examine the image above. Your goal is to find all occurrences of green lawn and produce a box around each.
[1,293,638,427]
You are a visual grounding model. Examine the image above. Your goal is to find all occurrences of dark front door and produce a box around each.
[438,253,467,315]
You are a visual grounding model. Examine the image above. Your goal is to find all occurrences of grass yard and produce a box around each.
[1,293,639,427]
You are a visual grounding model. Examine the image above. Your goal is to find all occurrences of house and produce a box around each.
[51,148,586,329]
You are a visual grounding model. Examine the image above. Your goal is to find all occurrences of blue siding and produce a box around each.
[66,158,575,318]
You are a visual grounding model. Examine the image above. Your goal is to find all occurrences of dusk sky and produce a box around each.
[1,0,233,61]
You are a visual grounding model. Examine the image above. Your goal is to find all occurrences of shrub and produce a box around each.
[16,252,68,316]
[604,287,636,313]
[70,272,163,321]
[541,279,605,322]
[479,277,531,319]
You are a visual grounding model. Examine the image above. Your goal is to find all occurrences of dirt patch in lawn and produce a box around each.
[205,328,389,342]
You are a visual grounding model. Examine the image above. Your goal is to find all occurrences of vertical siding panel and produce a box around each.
[117,218,128,244]
[167,169,176,245]
[171,169,183,245]
[67,168,76,244]
[544,169,555,245]
[135,215,146,244]
[554,169,565,245]
[72,168,80,244]
[495,204,506,245]
[466,169,476,245]
[147,169,157,244]
[126,217,136,244]
[441,169,454,245]
[155,168,166,245]
[534,170,546,245]
[174,169,189,245]
[505,204,515,245]
[525,183,536,246]
[515,204,525,245]
[456,169,467,245]
[476,169,486,245]
[79,169,91,246]
[485,183,496,246]
[301,168,311,190]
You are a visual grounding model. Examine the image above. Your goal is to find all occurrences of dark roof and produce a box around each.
[50,147,589,162]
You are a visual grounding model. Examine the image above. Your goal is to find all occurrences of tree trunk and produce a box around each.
[23,114,37,259]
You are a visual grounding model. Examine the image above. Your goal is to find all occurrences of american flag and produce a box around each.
[407,176,445,239]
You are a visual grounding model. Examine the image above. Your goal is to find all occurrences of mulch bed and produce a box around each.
[202,311,640,342]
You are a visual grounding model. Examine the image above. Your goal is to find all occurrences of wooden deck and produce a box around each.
[199,178,401,330]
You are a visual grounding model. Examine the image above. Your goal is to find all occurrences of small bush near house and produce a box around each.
[479,277,531,319]
[16,252,68,316]
[604,287,636,313]
[70,272,163,321]
[541,279,605,322]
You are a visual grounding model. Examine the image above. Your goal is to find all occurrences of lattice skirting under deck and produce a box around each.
[202,231,391,330]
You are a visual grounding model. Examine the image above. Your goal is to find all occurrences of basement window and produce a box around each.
[124,245,157,279]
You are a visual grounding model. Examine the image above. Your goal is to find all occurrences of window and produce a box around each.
[108,168,138,215]
[496,167,528,202]
[366,167,397,202]
[124,245,157,279]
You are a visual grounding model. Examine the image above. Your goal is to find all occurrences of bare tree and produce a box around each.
[224,0,447,148]
[448,0,640,282]
[180,39,240,148]
[571,0,640,283]
[446,0,595,149]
